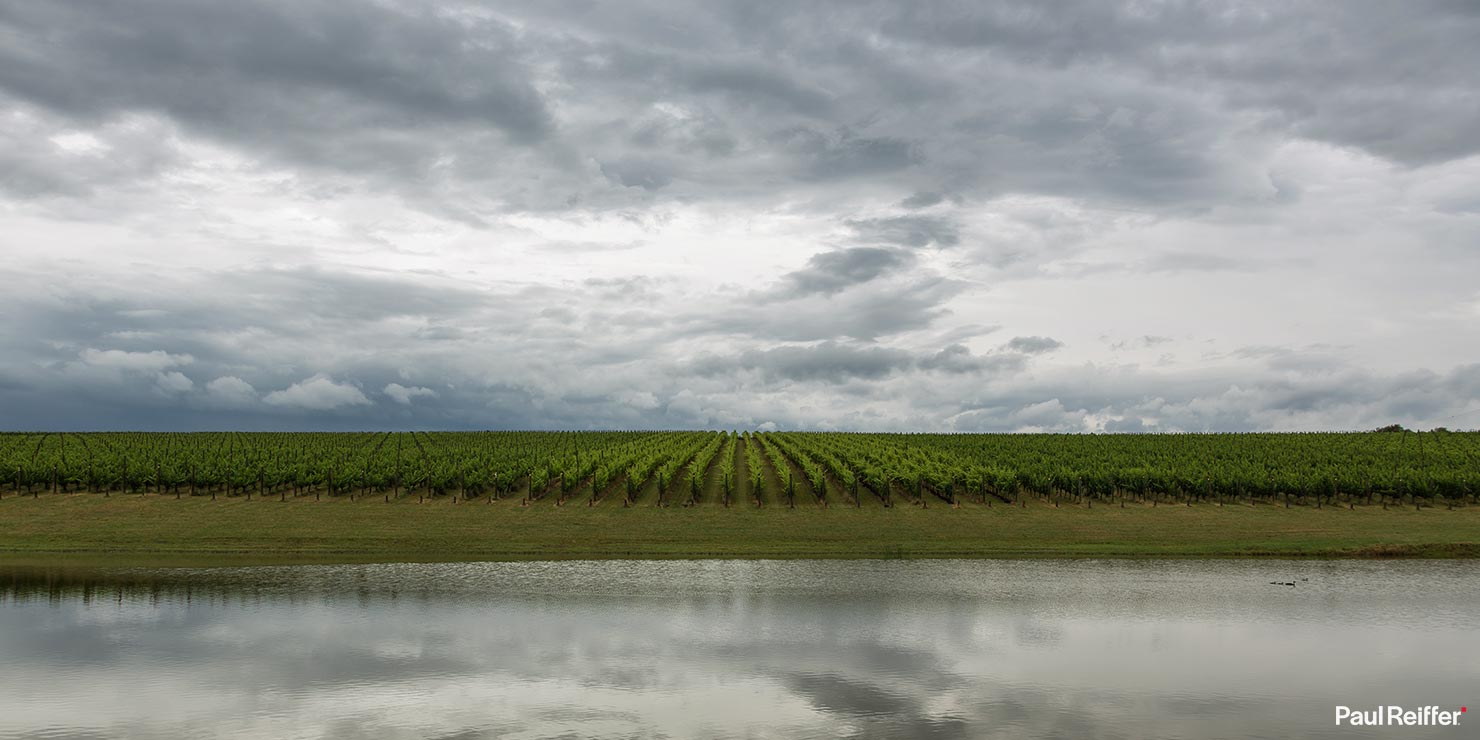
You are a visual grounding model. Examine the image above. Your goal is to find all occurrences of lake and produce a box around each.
[1,559,1475,739]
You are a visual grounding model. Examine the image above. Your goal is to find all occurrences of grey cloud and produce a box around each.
[171,265,486,328]
[600,158,675,191]
[1103,415,1147,433]
[1,0,1474,221]
[0,0,554,210]
[846,215,960,249]
[536,307,578,325]
[684,62,835,118]
[0,266,497,400]
[582,275,669,303]
[899,191,946,209]
[1143,252,1248,273]
[1022,245,1261,281]
[932,324,1003,345]
[875,1,1480,166]
[0,264,525,427]
[919,345,1027,376]
[623,107,740,158]
[694,341,1030,387]
[0,0,1476,433]
[0,111,180,199]
[1110,335,1173,351]
[778,247,915,297]
[697,342,915,385]
[413,325,469,341]
[1222,345,1352,375]
[0,2,553,139]
[806,134,919,179]
[783,671,914,716]
[942,362,1480,434]
[3,266,1479,432]
[557,40,834,119]
[11,250,1472,433]
[699,275,964,342]
[1004,336,1063,355]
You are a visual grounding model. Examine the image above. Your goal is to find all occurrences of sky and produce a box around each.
[2,0,1479,432]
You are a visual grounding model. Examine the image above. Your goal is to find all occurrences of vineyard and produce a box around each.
[2,430,1477,510]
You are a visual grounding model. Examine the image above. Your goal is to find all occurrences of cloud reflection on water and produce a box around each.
[0,559,1476,739]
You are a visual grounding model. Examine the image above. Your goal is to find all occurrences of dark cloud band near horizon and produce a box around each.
[1,0,1478,432]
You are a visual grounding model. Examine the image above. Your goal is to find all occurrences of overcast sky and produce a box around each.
[2,0,1478,432]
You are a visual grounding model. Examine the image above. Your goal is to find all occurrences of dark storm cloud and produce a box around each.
[0,0,553,203]
[2,253,1479,431]
[0,1,553,136]
[3,0,1476,212]
[872,1,1480,166]
[0,263,521,429]
[1,0,1478,431]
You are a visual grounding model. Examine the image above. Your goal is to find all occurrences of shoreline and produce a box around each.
[4,494,1480,567]
[4,548,1479,571]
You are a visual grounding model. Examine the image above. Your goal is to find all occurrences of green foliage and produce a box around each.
[1,430,1476,507]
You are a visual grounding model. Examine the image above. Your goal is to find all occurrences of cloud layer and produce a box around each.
[1,0,1478,431]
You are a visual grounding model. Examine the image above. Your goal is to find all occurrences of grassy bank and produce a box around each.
[3,493,1479,566]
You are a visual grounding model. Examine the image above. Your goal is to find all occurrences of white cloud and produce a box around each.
[154,370,194,394]
[205,376,257,406]
[79,348,192,373]
[383,383,438,405]
[264,375,371,411]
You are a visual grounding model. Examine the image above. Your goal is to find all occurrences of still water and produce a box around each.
[1,559,1475,739]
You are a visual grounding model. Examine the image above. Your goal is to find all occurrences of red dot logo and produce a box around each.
[1462,707,1468,713]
